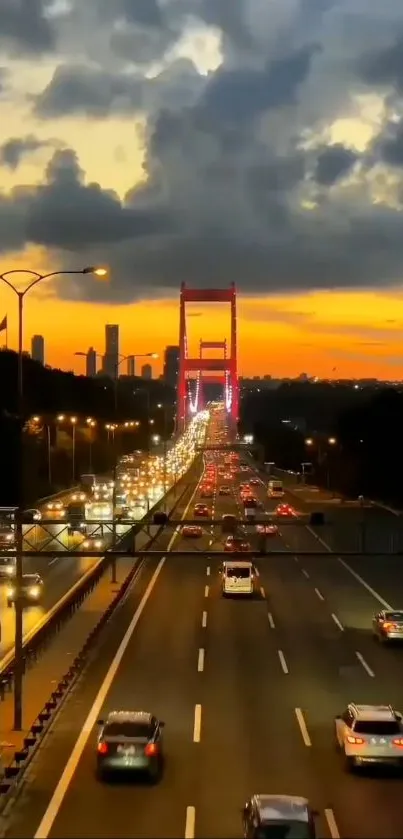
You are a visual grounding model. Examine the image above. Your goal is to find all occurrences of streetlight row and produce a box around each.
[30,415,159,429]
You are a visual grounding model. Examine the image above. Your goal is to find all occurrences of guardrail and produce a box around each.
[0,463,200,700]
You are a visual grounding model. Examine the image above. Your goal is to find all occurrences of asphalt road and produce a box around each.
[4,451,403,838]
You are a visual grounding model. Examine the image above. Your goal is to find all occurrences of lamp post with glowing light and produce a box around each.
[305,436,337,490]
[0,265,107,731]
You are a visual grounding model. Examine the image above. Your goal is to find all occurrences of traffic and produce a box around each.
[3,406,403,838]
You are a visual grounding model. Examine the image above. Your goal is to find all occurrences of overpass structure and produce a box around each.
[177,283,239,431]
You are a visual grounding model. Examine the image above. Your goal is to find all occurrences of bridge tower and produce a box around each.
[177,283,239,432]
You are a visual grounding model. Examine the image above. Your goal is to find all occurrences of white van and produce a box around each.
[220,560,255,596]
[268,479,284,498]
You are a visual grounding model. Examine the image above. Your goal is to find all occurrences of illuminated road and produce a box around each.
[4,442,403,837]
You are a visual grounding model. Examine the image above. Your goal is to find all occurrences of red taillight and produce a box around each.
[383,622,396,631]
[144,742,158,757]
[392,738,403,746]
[347,735,364,745]
[97,741,108,754]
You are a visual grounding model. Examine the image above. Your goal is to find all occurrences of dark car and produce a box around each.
[7,573,44,606]
[96,710,165,782]
[243,794,317,838]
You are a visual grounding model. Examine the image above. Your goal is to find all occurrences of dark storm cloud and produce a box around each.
[373,121,403,168]
[0,134,56,169]
[314,144,359,185]
[360,34,403,92]
[0,0,56,54]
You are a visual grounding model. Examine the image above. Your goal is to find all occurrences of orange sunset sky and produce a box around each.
[2,10,403,381]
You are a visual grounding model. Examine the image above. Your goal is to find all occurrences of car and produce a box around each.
[219,485,231,496]
[96,711,165,782]
[243,496,258,507]
[220,559,255,596]
[182,525,203,538]
[243,795,318,838]
[373,610,403,642]
[22,508,42,523]
[224,536,251,552]
[46,500,64,512]
[82,535,103,549]
[200,488,213,498]
[334,703,403,770]
[275,503,295,517]
[256,523,279,535]
[194,504,209,517]
[249,478,260,486]
[71,492,86,502]
[0,557,16,579]
[0,527,16,550]
[7,573,44,607]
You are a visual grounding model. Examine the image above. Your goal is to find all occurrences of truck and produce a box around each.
[268,479,284,498]
[80,473,96,492]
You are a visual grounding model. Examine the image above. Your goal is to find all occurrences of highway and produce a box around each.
[4,432,403,837]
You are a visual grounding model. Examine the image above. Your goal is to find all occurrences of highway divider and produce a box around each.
[0,460,202,704]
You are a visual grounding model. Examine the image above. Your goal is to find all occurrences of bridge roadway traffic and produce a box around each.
[4,464,403,838]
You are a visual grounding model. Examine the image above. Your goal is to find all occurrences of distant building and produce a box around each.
[163,345,179,389]
[86,347,97,377]
[141,363,152,379]
[103,324,119,379]
[127,355,135,377]
[31,334,44,365]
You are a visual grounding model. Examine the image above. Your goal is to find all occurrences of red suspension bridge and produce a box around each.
[177,282,239,432]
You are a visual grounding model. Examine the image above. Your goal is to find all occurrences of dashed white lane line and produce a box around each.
[197,648,205,672]
[193,704,202,742]
[338,557,392,610]
[259,586,265,598]
[278,650,289,674]
[185,806,196,839]
[295,708,312,746]
[204,585,209,598]
[314,587,324,601]
[356,650,375,677]
[267,612,275,629]
[325,809,340,839]
[331,613,344,631]
[202,610,207,628]
[302,568,310,579]
[294,556,299,563]
[208,539,213,546]
[206,566,210,576]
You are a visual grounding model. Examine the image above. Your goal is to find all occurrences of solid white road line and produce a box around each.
[206,566,210,576]
[185,806,196,839]
[331,613,344,631]
[260,586,266,598]
[202,610,207,628]
[306,525,331,551]
[338,557,392,610]
[204,585,209,598]
[302,568,310,579]
[193,704,202,742]
[197,648,205,672]
[295,708,312,746]
[278,650,289,674]
[267,612,275,629]
[355,650,375,677]
[325,808,340,839]
[314,587,324,601]
[34,558,166,839]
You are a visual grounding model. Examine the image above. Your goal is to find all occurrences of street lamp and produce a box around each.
[0,265,106,731]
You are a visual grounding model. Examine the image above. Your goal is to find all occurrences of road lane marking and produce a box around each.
[206,566,210,576]
[331,613,344,631]
[325,809,340,839]
[295,708,312,746]
[193,704,202,742]
[338,558,392,610]
[294,556,299,563]
[302,568,310,579]
[185,806,196,839]
[260,586,266,598]
[202,610,207,628]
[204,585,209,598]
[315,587,324,601]
[278,650,289,674]
[306,525,331,551]
[197,648,205,672]
[33,556,166,839]
[267,612,275,629]
[356,650,375,677]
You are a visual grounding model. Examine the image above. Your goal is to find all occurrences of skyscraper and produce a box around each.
[163,345,179,388]
[86,347,97,377]
[31,334,45,365]
[103,324,119,379]
[127,356,135,377]
[141,363,152,379]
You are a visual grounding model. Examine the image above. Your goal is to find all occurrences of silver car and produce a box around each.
[335,703,403,769]
[243,795,317,838]
[373,610,403,642]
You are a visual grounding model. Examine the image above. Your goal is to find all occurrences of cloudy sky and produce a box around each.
[2,0,403,378]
